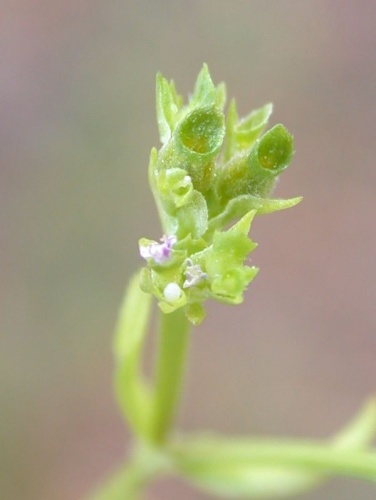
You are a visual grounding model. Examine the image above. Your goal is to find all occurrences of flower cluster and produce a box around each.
[139,65,301,324]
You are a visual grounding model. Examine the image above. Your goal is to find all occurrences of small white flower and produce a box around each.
[139,235,177,264]
[163,282,182,302]
[183,258,208,288]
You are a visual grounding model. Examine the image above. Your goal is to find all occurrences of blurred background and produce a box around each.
[2,1,376,498]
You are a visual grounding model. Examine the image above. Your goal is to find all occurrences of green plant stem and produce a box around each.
[150,308,191,445]
[89,442,173,500]
[171,438,376,483]
[89,461,151,500]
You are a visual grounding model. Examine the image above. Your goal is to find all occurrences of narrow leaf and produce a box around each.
[236,103,273,151]
[189,64,217,108]
[88,463,145,500]
[114,272,153,440]
[170,397,376,497]
[156,73,179,144]
[207,195,303,236]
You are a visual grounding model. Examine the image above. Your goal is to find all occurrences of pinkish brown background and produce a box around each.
[1,1,376,499]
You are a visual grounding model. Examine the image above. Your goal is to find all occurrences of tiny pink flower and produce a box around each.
[139,235,177,264]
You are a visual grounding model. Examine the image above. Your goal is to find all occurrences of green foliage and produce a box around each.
[89,66,376,500]
[141,65,301,324]
[113,273,154,441]
[90,397,376,499]
[170,398,376,498]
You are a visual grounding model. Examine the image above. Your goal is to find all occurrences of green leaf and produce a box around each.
[185,302,206,325]
[253,196,303,214]
[88,463,145,500]
[113,272,153,441]
[333,396,376,450]
[195,210,258,304]
[173,440,376,498]
[168,79,183,112]
[170,398,376,498]
[237,102,273,147]
[88,445,174,500]
[156,73,182,144]
[224,101,273,161]
[174,463,318,499]
[189,63,218,109]
[215,81,227,109]
[207,195,303,236]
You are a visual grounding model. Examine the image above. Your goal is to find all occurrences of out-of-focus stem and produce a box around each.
[150,308,191,445]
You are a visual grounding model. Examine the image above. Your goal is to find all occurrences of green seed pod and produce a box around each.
[158,107,225,193]
[215,124,294,202]
[252,123,293,173]
[246,123,294,196]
